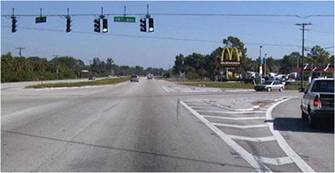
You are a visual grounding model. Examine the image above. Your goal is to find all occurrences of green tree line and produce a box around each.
[173,36,334,80]
[1,52,166,82]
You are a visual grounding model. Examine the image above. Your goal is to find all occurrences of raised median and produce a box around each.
[26,77,130,89]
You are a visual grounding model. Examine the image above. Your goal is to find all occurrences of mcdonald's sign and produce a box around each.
[218,47,241,67]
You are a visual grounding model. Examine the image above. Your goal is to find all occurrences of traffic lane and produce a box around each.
[272,98,334,172]
[35,79,254,172]
[1,80,135,171]
[1,79,254,171]
[1,80,130,116]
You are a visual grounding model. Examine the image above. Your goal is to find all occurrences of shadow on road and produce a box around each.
[273,117,334,134]
[1,130,254,171]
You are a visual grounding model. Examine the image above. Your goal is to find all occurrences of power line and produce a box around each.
[1,12,334,18]
[1,25,308,48]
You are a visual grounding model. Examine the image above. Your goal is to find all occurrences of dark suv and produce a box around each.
[301,78,334,128]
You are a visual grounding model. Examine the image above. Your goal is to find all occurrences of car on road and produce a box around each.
[301,78,334,128]
[254,80,285,92]
[130,75,140,82]
[147,74,153,79]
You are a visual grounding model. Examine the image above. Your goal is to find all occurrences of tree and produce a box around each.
[172,54,185,75]
[307,45,331,65]
[265,57,280,73]
[279,52,300,74]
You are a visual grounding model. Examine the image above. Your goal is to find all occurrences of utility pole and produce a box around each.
[296,23,312,92]
[53,54,60,80]
[16,47,25,57]
[259,45,263,78]
[263,53,267,77]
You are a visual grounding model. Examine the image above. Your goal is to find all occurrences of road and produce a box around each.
[1,78,333,172]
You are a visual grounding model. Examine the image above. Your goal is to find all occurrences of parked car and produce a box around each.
[254,80,285,92]
[301,78,334,128]
[130,75,139,82]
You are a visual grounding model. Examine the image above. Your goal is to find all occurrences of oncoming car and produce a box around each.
[130,75,139,82]
[254,80,285,92]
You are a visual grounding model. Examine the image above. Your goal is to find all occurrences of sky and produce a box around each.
[1,1,334,69]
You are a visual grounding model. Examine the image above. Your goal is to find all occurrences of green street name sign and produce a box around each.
[114,16,136,23]
[35,16,47,23]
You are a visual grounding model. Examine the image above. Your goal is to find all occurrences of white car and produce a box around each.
[254,80,285,92]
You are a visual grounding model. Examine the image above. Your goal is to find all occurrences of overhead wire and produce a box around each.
[1,13,334,18]
[1,25,321,49]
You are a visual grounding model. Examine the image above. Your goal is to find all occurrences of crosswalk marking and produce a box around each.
[228,135,276,142]
[203,115,265,120]
[212,122,268,128]
[255,156,294,165]
[197,110,266,114]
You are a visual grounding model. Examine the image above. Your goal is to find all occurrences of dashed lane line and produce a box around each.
[228,135,276,142]
[212,122,268,129]
[180,101,271,172]
[203,115,265,120]
[266,97,315,172]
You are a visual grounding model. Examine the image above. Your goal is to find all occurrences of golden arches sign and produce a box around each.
[219,47,241,66]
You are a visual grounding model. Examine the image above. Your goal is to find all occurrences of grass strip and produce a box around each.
[26,77,130,89]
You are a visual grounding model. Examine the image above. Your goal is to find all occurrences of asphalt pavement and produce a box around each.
[1,78,333,172]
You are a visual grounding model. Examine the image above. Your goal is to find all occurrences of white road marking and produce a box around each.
[180,101,271,172]
[197,110,266,114]
[228,135,276,142]
[266,97,315,172]
[203,115,265,120]
[161,86,171,93]
[255,156,294,166]
[212,122,268,129]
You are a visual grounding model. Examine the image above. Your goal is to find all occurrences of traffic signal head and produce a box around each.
[140,18,147,32]
[102,18,108,33]
[94,18,100,33]
[66,16,71,32]
[148,17,154,32]
[11,16,17,33]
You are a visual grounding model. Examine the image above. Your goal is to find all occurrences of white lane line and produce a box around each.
[228,135,276,142]
[266,97,315,172]
[203,115,265,120]
[255,156,294,166]
[180,101,271,172]
[197,110,266,114]
[212,123,268,129]
[161,86,171,93]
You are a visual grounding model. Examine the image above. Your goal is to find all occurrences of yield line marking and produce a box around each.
[266,97,315,172]
[203,115,265,120]
[197,110,266,114]
[228,135,276,142]
[255,156,294,166]
[212,122,268,129]
[180,101,271,172]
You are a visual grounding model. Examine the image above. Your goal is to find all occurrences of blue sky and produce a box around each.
[1,1,334,68]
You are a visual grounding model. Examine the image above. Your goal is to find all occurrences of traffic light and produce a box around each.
[148,17,154,32]
[94,18,100,33]
[102,18,108,33]
[11,16,17,33]
[140,18,146,32]
[66,16,71,32]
